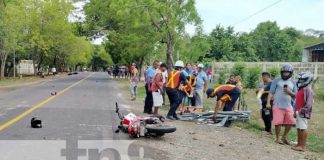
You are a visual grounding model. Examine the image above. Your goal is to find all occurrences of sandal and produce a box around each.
[292,146,305,152]
[282,139,291,145]
[276,140,285,145]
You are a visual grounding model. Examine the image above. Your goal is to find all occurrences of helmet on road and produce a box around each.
[197,63,204,68]
[280,64,293,80]
[297,72,313,88]
[206,88,215,98]
[174,60,184,68]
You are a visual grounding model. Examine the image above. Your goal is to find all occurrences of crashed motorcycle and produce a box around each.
[115,103,176,138]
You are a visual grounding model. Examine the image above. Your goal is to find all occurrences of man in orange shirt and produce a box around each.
[206,85,241,122]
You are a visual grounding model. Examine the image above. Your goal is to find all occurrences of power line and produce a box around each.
[232,0,283,26]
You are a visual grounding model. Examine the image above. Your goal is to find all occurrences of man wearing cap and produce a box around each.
[206,85,241,122]
[194,64,208,111]
[166,60,190,120]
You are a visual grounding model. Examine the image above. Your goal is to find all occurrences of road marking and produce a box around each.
[0,73,93,132]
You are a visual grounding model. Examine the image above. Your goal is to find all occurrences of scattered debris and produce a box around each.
[51,92,57,96]
[31,117,42,128]
[219,144,225,147]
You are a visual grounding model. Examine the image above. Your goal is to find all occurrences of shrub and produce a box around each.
[268,67,280,79]
[218,70,227,85]
[246,67,262,89]
[231,62,248,84]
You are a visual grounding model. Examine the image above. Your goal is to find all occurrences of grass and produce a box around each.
[118,78,324,154]
[0,76,43,87]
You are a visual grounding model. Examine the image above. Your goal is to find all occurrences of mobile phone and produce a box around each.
[283,84,288,88]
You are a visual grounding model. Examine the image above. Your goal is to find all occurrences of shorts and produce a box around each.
[152,92,163,107]
[272,106,296,126]
[296,111,308,129]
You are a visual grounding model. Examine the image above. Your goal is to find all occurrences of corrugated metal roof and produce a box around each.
[304,42,324,50]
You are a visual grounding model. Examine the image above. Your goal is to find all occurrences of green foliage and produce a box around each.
[231,62,248,83]
[246,67,262,89]
[218,70,227,85]
[268,67,280,79]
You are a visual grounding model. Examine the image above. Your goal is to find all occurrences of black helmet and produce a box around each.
[280,64,293,80]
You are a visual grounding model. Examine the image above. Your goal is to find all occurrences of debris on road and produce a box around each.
[30,117,42,128]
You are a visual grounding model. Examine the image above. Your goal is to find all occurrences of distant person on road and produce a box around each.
[267,64,297,145]
[292,72,314,152]
[256,72,273,135]
[206,84,241,122]
[166,60,190,120]
[143,61,159,114]
[151,63,167,115]
[130,63,139,101]
[194,64,207,112]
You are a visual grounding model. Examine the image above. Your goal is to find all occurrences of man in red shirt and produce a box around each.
[292,72,314,152]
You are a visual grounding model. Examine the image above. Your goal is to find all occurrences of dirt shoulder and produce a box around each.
[117,79,322,160]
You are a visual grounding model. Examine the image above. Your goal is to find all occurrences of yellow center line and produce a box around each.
[0,73,93,132]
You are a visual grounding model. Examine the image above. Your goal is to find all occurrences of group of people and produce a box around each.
[256,64,314,152]
[128,61,315,152]
[141,60,209,119]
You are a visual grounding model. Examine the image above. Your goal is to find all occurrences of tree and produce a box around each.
[0,1,26,79]
[250,21,294,62]
[85,0,201,69]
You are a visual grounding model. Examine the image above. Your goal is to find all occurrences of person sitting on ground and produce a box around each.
[256,72,273,135]
[292,72,314,152]
[151,63,168,115]
[179,71,197,114]
[206,84,241,122]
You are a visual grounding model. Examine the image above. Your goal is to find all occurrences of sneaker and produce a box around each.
[166,115,176,120]
[173,115,180,120]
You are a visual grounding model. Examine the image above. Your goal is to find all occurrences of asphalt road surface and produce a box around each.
[0,72,158,160]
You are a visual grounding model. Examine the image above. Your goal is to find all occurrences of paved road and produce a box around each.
[0,72,159,160]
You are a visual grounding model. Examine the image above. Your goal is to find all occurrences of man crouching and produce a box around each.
[206,85,241,122]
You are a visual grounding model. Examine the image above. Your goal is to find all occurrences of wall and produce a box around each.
[211,62,324,78]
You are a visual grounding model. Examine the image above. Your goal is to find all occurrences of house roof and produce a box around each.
[304,42,324,51]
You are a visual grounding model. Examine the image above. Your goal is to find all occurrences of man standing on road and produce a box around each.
[166,60,190,120]
[130,63,139,101]
[144,61,159,114]
[267,64,297,145]
[151,63,167,115]
[194,64,208,112]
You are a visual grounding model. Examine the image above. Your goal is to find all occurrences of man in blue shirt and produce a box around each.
[194,64,208,111]
[144,60,159,114]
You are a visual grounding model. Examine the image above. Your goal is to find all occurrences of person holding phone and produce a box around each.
[267,64,297,145]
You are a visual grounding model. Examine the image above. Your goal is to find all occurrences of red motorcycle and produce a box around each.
[115,103,176,138]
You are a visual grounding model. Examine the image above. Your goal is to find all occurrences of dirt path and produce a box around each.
[117,80,322,160]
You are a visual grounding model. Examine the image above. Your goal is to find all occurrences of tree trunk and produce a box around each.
[32,46,38,76]
[166,34,174,70]
[138,56,144,82]
[0,50,8,80]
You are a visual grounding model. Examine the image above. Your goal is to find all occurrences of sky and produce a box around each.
[187,0,324,34]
